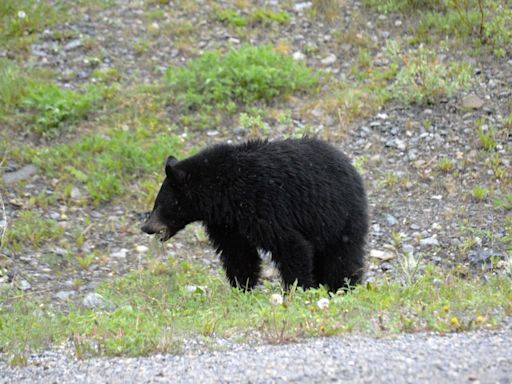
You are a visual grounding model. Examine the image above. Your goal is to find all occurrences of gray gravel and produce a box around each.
[2,330,511,383]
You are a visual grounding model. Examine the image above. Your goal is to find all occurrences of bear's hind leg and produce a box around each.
[207,226,261,290]
[314,239,365,292]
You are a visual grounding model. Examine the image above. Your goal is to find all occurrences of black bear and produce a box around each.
[141,138,368,291]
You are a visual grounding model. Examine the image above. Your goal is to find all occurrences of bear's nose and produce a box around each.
[141,223,156,234]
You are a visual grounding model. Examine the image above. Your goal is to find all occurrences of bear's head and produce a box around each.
[141,156,199,242]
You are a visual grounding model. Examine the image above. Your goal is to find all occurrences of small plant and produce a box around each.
[164,45,318,112]
[76,253,96,270]
[311,0,342,22]
[472,185,489,201]
[6,210,64,250]
[383,172,399,188]
[0,59,27,118]
[249,9,290,25]
[478,127,497,151]
[21,83,101,137]
[386,42,472,105]
[438,157,454,172]
[352,156,368,175]
[494,193,512,211]
[31,128,183,203]
[397,248,424,285]
[213,9,247,27]
[239,112,269,135]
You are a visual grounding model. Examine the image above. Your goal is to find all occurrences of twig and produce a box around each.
[0,150,8,250]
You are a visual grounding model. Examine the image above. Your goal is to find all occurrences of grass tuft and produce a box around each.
[164,45,318,112]
[1,260,511,360]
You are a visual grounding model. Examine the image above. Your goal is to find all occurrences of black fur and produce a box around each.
[142,138,368,291]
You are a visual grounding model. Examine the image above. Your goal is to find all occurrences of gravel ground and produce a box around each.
[1,329,511,383]
[1,0,511,381]
[2,0,511,303]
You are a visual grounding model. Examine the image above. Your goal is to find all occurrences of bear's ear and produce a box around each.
[165,156,186,184]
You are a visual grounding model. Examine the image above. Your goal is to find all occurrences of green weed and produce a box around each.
[1,261,511,359]
[478,127,497,151]
[213,9,247,27]
[438,157,454,172]
[363,0,444,13]
[0,59,27,118]
[5,210,64,250]
[0,0,66,51]
[471,185,489,201]
[386,42,472,105]
[20,83,101,137]
[29,128,183,203]
[164,45,318,112]
[249,9,290,25]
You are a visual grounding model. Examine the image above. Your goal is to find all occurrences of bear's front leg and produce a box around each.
[207,225,261,290]
[272,233,316,289]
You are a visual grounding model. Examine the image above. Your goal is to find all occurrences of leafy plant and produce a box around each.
[164,45,318,112]
[21,84,101,136]
[386,42,472,105]
[6,210,64,250]
[438,157,454,172]
[472,185,489,201]
[363,0,444,13]
[1,260,511,359]
[0,59,27,117]
[213,9,247,27]
[478,127,497,151]
[30,128,183,203]
[249,9,290,25]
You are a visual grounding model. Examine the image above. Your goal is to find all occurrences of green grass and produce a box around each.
[27,127,183,203]
[0,0,69,53]
[21,83,102,137]
[5,210,64,251]
[363,0,444,13]
[1,260,510,362]
[0,59,101,136]
[370,0,512,58]
[386,42,472,105]
[164,45,318,112]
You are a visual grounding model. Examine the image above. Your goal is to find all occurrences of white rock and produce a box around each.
[185,285,207,294]
[420,236,440,247]
[70,186,82,200]
[292,51,306,61]
[83,293,113,310]
[293,2,312,12]
[317,298,330,310]
[269,293,283,306]
[370,249,395,261]
[135,245,149,253]
[321,54,337,65]
[19,279,31,291]
[111,248,128,258]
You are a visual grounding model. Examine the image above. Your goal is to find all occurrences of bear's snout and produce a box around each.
[140,223,156,234]
[141,213,166,235]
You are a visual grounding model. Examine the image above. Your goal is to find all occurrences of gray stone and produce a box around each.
[468,248,500,265]
[461,94,484,109]
[420,236,440,247]
[2,164,38,184]
[18,279,31,291]
[321,54,336,66]
[82,292,114,310]
[64,39,82,51]
[55,290,76,300]
[293,2,312,12]
[384,214,398,226]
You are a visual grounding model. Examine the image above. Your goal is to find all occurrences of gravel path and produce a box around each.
[2,330,511,383]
